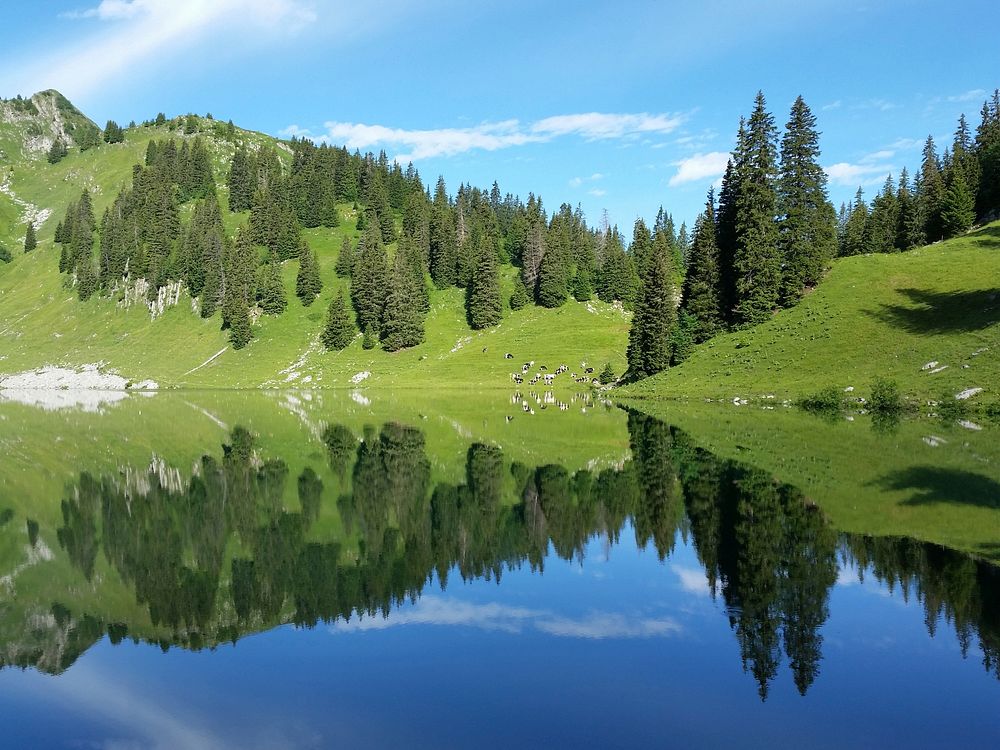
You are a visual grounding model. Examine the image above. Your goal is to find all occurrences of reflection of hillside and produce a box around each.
[2,412,997,698]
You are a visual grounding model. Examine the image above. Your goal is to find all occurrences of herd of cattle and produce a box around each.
[508,356,599,386]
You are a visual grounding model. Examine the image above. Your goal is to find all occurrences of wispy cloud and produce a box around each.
[293,111,685,163]
[946,88,987,103]
[825,161,894,187]
[587,188,607,198]
[822,100,842,111]
[672,564,711,596]
[331,596,682,640]
[569,172,605,189]
[668,151,730,187]
[2,0,317,98]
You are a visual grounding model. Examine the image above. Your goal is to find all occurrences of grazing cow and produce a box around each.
[585,367,594,374]
[506,415,514,422]
[505,353,514,359]
[522,364,530,373]
[540,365,547,371]
[591,378,600,385]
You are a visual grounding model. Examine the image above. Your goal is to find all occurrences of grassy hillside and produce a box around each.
[0,93,628,389]
[623,223,1000,407]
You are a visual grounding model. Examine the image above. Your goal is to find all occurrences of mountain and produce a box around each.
[0,92,629,389]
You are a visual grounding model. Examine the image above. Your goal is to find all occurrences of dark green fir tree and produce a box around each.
[321,290,355,350]
[23,222,37,253]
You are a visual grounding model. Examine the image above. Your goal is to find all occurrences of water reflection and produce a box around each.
[5,409,999,699]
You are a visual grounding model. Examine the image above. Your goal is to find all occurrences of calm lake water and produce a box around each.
[0,390,998,748]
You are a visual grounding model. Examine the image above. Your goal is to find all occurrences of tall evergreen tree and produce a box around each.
[23,222,37,253]
[466,234,502,329]
[256,260,287,315]
[509,275,531,310]
[103,120,125,144]
[222,227,255,349]
[227,145,254,212]
[919,135,945,242]
[940,165,976,238]
[842,188,869,256]
[350,225,389,332]
[381,254,426,351]
[295,240,323,306]
[777,96,836,303]
[626,239,677,380]
[733,92,781,326]
[321,290,355,350]
[680,190,723,342]
[429,176,457,288]
[335,236,356,278]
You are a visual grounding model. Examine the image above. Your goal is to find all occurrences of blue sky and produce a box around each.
[1,0,998,229]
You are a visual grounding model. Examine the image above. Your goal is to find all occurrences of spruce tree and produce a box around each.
[361,323,377,350]
[335,236,356,277]
[429,176,457,288]
[680,189,723,342]
[350,225,389,332]
[23,222,37,253]
[733,92,781,327]
[47,139,67,164]
[103,120,124,144]
[626,240,677,380]
[777,96,836,303]
[295,240,323,306]
[842,188,869,256]
[222,227,255,349]
[466,235,502,329]
[227,145,254,212]
[256,260,287,315]
[940,166,976,238]
[919,135,945,242]
[321,291,355,350]
[536,241,569,307]
[509,275,531,310]
[381,255,425,351]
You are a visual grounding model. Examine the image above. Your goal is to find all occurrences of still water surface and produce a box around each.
[0,391,997,748]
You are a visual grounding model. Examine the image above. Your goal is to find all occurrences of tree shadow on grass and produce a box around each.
[873,466,1000,509]
[871,287,1000,334]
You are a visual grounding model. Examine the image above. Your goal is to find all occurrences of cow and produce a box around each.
[505,353,514,359]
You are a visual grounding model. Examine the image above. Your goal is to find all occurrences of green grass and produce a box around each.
[623,223,1000,407]
[0,104,628,389]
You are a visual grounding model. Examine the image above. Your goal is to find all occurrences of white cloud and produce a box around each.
[668,151,730,187]
[822,100,842,111]
[311,110,685,163]
[861,149,894,162]
[3,0,317,98]
[590,172,605,181]
[946,88,987,103]
[530,112,684,140]
[824,161,894,187]
[888,137,923,151]
[587,188,607,197]
[331,596,682,640]
[672,564,710,596]
[568,176,583,188]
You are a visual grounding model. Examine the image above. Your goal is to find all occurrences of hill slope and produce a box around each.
[623,223,1000,407]
[0,92,628,389]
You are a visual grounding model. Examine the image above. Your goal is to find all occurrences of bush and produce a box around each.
[800,386,844,414]
[599,363,615,385]
[869,377,902,415]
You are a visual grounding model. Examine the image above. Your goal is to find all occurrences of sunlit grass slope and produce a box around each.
[624,223,1000,405]
[0,111,628,388]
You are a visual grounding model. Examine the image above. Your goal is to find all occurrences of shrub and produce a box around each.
[599,363,615,385]
[869,377,902,415]
[800,386,844,414]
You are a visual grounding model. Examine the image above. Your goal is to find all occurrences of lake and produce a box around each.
[0,390,998,748]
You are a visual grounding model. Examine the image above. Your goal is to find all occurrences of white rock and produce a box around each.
[928,365,949,374]
[958,420,982,431]
[955,387,983,400]
[350,371,371,384]
[921,361,939,371]
[844,386,854,392]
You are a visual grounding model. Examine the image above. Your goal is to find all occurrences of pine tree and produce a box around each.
[940,165,976,238]
[715,153,740,323]
[350,225,389,332]
[680,189,723,342]
[256,260,287,315]
[361,323,377,350]
[222,227,255,349]
[295,240,323,306]
[521,220,546,296]
[321,291,355,350]
[536,240,568,307]
[733,92,781,327]
[227,145,254,212]
[509,275,531,310]
[429,176,457,287]
[626,240,677,379]
[777,96,836,303]
[895,168,924,250]
[381,255,425,351]
[335,236,356,278]
[23,222,37,253]
[919,135,945,242]
[47,139,67,164]
[466,234,502,329]
[842,188,869,256]
[103,120,125,144]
